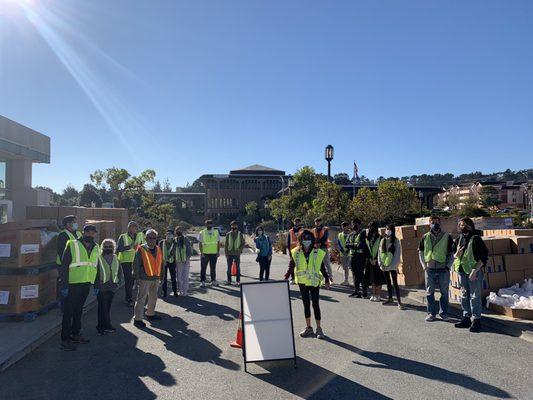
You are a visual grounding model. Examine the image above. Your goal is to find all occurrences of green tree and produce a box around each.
[79,184,102,207]
[312,181,350,225]
[349,187,382,225]
[244,201,259,225]
[378,180,419,223]
[480,186,501,209]
[60,185,80,206]
[90,167,131,207]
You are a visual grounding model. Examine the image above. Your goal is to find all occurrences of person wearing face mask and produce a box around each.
[160,229,177,297]
[254,226,273,281]
[174,226,192,296]
[452,217,489,333]
[225,221,245,285]
[346,218,370,298]
[418,215,454,322]
[117,221,146,307]
[132,229,164,328]
[312,217,333,285]
[285,230,330,339]
[95,238,123,335]
[378,224,405,309]
[199,219,221,287]
[56,215,82,312]
[366,222,386,301]
[336,222,352,286]
[59,225,100,351]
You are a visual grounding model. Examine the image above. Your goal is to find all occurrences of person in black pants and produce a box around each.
[254,226,273,281]
[378,224,405,310]
[95,238,123,335]
[160,230,177,296]
[346,218,370,298]
[284,230,330,340]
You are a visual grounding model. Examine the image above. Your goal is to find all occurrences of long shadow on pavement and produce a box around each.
[161,293,239,321]
[325,337,511,398]
[251,356,392,400]
[142,314,239,371]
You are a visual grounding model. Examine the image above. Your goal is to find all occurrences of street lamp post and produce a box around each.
[325,145,334,182]
[288,177,294,196]
[418,190,424,215]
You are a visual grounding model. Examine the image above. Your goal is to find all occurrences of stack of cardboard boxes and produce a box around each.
[395,225,425,286]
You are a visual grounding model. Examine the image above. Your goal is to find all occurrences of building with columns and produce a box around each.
[199,165,287,224]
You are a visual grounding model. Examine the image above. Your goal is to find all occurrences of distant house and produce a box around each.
[438,181,528,209]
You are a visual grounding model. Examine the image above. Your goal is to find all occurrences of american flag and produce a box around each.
[353,162,359,180]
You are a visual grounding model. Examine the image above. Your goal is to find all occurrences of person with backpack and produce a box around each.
[378,224,405,309]
[254,226,272,281]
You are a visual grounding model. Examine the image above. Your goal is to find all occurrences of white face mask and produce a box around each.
[385,230,392,237]
[302,240,312,249]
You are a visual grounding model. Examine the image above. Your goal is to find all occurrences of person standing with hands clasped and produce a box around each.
[95,239,123,335]
[346,218,370,298]
[336,221,352,286]
[116,221,145,307]
[199,220,221,287]
[285,229,330,339]
[366,222,385,301]
[378,224,405,310]
[419,215,454,322]
[132,229,163,328]
[254,226,272,281]
[160,229,177,297]
[453,217,489,333]
[225,221,245,285]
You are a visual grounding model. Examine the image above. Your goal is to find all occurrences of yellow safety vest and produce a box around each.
[453,235,478,274]
[423,232,450,264]
[291,248,326,287]
[175,241,188,263]
[226,232,242,252]
[366,237,380,260]
[98,255,120,284]
[379,238,393,267]
[338,232,349,255]
[200,229,219,254]
[161,240,175,263]
[67,240,100,284]
[56,230,82,264]
[117,232,145,263]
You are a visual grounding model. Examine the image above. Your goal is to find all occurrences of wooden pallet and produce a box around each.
[0,301,59,323]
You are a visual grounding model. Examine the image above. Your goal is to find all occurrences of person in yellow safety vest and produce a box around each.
[336,221,352,286]
[286,218,303,284]
[132,229,164,328]
[225,220,244,285]
[312,217,333,286]
[418,215,454,322]
[159,229,177,297]
[285,229,330,340]
[378,223,405,310]
[452,217,489,333]
[199,219,221,288]
[116,221,146,306]
[366,222,386,302]
[95,238,123,336]
[59,224,100,351]
[346,218,370,298]
[56,215,82,266]
[174,226,192,296]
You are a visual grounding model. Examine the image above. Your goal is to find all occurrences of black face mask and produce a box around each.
[461,226,471,235]
[83,236,94,243]
[231,227,237,231]
[103,249,113,255]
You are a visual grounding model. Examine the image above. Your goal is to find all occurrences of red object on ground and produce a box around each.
[230,312,243,348]
[231,260,238,276]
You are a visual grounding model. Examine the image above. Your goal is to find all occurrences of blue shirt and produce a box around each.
[254,235,272,257]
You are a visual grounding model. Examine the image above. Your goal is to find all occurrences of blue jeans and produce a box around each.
[425,269,450,316]
[459,270,482,319]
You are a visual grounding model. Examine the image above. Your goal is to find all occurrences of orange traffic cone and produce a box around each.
[231,260,238,276]
[230,312,243,348]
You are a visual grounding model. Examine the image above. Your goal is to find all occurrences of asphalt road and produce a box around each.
[1,250,532,400]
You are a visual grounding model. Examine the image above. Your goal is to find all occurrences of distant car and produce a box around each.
[217,226,227,236]
[496,208,513,214]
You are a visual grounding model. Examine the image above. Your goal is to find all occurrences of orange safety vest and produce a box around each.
[289,228,301,250]
[312,227,330,249]
[139,246,163,277]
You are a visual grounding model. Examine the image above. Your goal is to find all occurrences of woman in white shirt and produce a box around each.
[378,224,405,310]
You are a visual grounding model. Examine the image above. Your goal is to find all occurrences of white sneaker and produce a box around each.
[425,314,436,321]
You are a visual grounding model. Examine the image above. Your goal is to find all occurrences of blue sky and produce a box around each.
[1,0,532,192]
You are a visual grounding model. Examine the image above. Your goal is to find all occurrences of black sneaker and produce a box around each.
[133,320,146,328]
[146,315,162,321]
[348,292,359,298]
[70,335,90,344]
[173,292,179,297]
[126,300,134,307]
[96,329,105,336]
[382,299,394,305]
[60,340,76,351]
[104,327,116,333]
[469,319,481,333]
[162,292,167,298]
[454,317,472,329]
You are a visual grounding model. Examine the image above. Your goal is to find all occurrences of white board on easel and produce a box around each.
[240,280,296,371]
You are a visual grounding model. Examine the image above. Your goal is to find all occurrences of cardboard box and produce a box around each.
[524,269,533,279]
[483,237,511,255]
[415,224,430,238]
[450,270,461,288]
[489,303,533,320]
[503,254,533,272]
[395,226,416,240]
[400,249,419,262]
[510,236,533,254]
[449,286,462,302]
[487,271,507,290]
[398,261,423,275]
[0,230,42,268]
[485,256,505,273]
[0,270,58,314]
[399,237,420,251]
[397,272,424,286]
[506,269,525,286]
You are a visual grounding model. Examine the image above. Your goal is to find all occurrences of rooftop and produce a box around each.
[0,116,50,163]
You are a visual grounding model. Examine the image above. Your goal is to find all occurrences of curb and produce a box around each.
[0,294,100,372]
[402,288,533,344]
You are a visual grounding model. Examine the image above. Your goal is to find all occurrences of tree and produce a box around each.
[79,184,102,207]
[349,187,382,225]
[378,180,419,223]
[162,178,172,193]
[60,185,80,206]
[152,180,162,192]
[312,181,350,225]
[480,186,502,209]
[90,167,131,208]
[333,173,351,185]
[244,201,259,225]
